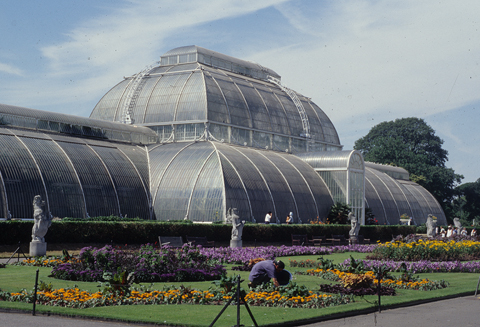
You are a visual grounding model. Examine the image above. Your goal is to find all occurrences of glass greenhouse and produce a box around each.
[0,45,446,225]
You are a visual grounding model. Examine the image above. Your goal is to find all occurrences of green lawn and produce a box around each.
[0,252,478,327]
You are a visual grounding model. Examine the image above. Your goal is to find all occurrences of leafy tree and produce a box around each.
[354,117,463,217]
[327,202,351,224]
[453,178,480,224]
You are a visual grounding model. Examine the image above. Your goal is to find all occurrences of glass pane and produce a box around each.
[0,135,46,218]
[92,146,150,219]
[175,71,207,121]
[21,137,86,218]
[205,74,230,124]
[216,143,273,223]
[188,154,223,222]
[219,154,252,221]
[90,79,129,121]
[278,153,334,222]
[153,142,215,221]
[58,141,119,217]
[212,75,251,128]
[144,73,189,123]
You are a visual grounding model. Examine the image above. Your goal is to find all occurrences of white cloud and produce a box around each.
[253,0,480,125]
[2,0,289,113]
[0,0,286,113]
[40,0,289,77]
[0,62,23,76]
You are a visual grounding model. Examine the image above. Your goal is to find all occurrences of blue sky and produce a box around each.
[1,0,479,183]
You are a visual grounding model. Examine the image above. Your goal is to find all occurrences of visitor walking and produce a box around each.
[264,211,272,224]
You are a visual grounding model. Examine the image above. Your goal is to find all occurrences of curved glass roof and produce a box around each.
[148,141,333,222]
[90,46,341,149]
[0,127,150,219]
[365,166,446,225]
[365,162,409,180]
[296,150,364,170]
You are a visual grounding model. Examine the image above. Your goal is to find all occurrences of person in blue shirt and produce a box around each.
[248,259,285,287]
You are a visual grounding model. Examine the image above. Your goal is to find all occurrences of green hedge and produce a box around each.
[0,221,416,245]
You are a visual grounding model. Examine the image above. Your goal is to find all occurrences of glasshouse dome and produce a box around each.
[90,45,341,153]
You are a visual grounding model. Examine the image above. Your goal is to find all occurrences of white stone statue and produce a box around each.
[227,208,245,248]
[30,195,52,256]
[31,195,51,242]
[426,214,437,238]
[453,217,462,229]
[348,212,360,244]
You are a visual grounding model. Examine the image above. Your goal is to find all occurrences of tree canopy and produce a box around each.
[354,117,463,217]
[454,179,480,223]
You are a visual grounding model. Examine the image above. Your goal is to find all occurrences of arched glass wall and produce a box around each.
[364,167,446,225]
[148,141,333,223]
[0,128,150,219]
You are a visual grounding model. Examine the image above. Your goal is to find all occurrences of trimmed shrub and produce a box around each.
[0,220,416,245]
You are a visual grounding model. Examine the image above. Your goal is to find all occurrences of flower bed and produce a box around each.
[48,244,226,283]
[304,268,449,291]
[319,283,396,296]
[370,238,480,261]
[0,285,352,309]
[339,258,480,273]
[16,257,80,267]
[244,290,350,308]
[199,244,375,264]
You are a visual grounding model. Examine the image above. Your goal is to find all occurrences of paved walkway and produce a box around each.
[0,312,148,327]
[1,296,479,327]
[0,257,25,265]
[302,296,480,327]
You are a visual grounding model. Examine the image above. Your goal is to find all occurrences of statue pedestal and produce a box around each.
[230,239,242,248]
[30,241,47,257]
[349,236,358,245]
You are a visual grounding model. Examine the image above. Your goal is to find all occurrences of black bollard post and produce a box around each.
[236,275,241,327]
[475,274,480,297]
[377,272,381,313]
[33,269,39,316]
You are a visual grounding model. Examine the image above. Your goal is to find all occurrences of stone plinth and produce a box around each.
[30,241,47,257]
[230,239,242,248]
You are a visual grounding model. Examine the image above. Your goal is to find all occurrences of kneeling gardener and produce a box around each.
[248,259,285,287]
